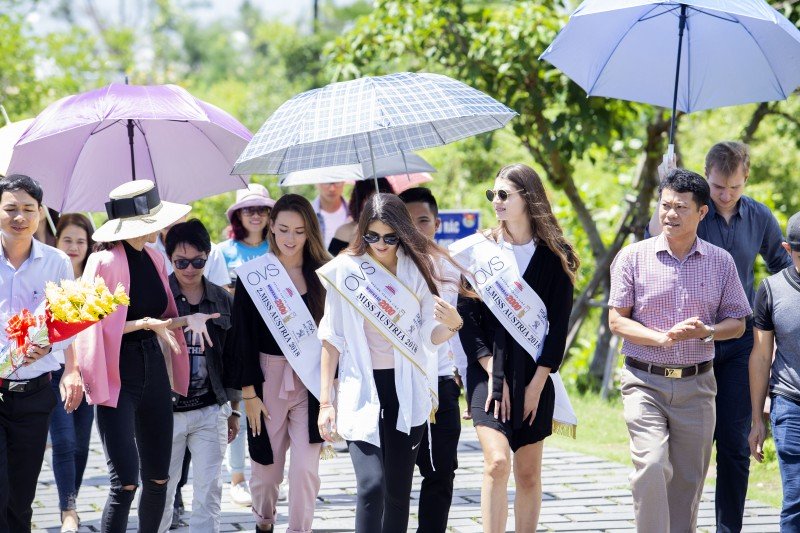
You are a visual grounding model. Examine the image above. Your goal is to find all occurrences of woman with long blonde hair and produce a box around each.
[457,163,579,532]
[232,194,331,533]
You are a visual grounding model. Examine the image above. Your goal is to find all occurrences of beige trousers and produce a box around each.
[620,365,717,533]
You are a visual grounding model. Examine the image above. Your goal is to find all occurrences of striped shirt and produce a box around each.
[609,234,751,365]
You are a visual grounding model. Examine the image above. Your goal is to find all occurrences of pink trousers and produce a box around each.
[251,354,322,532]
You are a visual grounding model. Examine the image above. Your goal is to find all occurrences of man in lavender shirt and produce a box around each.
[609,169,751,533]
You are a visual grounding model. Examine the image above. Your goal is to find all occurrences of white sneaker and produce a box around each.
[230,481,252,506]
[278,480,288,501]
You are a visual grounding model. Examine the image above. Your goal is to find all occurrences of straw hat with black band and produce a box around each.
[93,180,191,243]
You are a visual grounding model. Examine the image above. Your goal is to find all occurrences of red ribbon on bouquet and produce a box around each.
[4,309,41,353]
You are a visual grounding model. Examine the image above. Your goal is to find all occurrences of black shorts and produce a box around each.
[468,367,556,452]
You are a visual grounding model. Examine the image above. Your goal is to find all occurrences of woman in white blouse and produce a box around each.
[316,194,464,533]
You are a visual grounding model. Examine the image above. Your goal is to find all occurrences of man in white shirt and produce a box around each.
[0,175,83,532]
[312,182,349,248]
[399,187,462,532]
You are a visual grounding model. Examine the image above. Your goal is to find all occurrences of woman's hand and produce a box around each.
[485,378,510,423]
[318,405,337,442]
[227,413,240,443]
[147,318,181,354]
[433,295,462,330]
[244,395,270,436]
[523,380,544,426]
[59,368,84,413]
[185,313,220,351]
[23,344,51,366]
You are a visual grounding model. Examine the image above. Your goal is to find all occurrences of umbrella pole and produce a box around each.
[367,132,379,191]
[0,105,9,126]
[667,4,688,158]
[127,119,136,180]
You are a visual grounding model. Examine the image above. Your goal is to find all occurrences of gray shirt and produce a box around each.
[753,267,800,403]
[699,195,792,306]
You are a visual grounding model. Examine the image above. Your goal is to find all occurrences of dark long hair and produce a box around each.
[348,178,392,221]
[229,208,271,242]
[267,194,331,323]
[346,193,468,297]
[55,213,94,273]
[491,164,580,282]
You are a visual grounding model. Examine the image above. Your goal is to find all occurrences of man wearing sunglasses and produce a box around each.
[158,219,241,532]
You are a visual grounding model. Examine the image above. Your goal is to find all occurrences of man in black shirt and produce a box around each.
[157,220,240,532]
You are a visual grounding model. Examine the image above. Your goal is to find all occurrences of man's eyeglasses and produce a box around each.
[241,206,269,217]
[173,258,207,270]
[485,189,522,202]
[363,232,400,246]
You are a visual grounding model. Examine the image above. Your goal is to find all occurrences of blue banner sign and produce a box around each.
[435,209,481,247]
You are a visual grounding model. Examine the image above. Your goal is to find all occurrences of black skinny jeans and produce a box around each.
[96,337,173,533]
[415,377,462,533]
[348,369,425,533]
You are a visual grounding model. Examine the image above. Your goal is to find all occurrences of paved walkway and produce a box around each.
[32,427,780,532]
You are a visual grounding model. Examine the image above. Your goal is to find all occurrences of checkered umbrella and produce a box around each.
[232,72,517,176]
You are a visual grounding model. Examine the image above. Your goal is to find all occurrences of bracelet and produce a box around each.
[230,410,242,418]
[242,395,257,400]
[142,317,151,330]
[319,402,334,408]
[448,319,464,333]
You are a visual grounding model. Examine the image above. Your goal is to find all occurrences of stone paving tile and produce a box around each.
[31,426,780,532]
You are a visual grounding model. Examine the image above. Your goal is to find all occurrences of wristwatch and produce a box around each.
[702,325,716,343]
[230,410,242,418]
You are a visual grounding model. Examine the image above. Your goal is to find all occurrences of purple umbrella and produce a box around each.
[7,83,252,212]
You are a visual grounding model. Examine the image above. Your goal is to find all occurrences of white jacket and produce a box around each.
[317,249,438,446]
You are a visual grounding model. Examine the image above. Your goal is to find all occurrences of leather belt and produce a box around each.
[0,372,52,393]
[625,357,713,379]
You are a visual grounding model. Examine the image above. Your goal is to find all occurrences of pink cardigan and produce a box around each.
[74,243,189,407]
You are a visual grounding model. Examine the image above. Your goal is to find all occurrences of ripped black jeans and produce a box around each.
[96,336,174,532]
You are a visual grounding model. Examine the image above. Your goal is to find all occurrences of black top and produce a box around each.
[229,276,322,465]
[458,244,574,429]
[123,240,168,342]
[231,277,308,385]
[327,237,349,256]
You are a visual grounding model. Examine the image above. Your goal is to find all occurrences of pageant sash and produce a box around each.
[236,253,321,399]
[316,254,437,401]
[449,233,577,437]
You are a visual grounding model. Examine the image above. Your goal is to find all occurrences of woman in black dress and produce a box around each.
[457,164,579,533]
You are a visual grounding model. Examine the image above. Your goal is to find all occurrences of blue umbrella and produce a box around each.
[540,0,800,156]
[232,72,516,184]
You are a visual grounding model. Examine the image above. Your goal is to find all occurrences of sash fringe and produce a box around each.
[552,420,577,439]
[320,443,337,460]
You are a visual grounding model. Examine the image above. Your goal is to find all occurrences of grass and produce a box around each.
[460,390,783,508]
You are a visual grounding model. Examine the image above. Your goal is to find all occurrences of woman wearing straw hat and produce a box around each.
[218,183,276,505]
[74,180,221,532]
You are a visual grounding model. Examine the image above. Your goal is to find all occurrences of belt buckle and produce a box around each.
[8,381,28,392]
[664,367,683,379]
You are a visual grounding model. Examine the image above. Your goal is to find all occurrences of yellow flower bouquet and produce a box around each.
[1,278,129,377]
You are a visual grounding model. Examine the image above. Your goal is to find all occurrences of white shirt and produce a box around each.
[436,257,461,377]
[500,236,536,273]
[312,197,349,249]
[318,249,438,446]
[0,238,74,379]
[149,238,231,287]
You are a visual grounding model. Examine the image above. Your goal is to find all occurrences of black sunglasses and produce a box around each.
[363,232,400,246]
[486,188,522,202]
[173,258,207,270]
[241,206,269,217]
